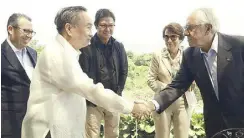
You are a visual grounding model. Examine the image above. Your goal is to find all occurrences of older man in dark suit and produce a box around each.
[133,8,244,138]
[1,13,37,138]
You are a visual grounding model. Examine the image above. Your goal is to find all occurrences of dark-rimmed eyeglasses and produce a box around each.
[13,26,36,36]
[163,35,179,41]
[184,24,204,33]
[98,24,115,29]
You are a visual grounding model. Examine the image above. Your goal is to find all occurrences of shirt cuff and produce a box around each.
[151,100,160,111]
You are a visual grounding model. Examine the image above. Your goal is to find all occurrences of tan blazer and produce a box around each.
[21,34,133,138]
[147,47,195,105]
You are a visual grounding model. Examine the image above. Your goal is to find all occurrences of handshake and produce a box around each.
[131,100,156,119]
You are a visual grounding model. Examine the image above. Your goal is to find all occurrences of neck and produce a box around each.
[8,36,22,50]
[201,34,215,53]
[169,49,179,59]
[97,34,109,45]
[62,33,78,50]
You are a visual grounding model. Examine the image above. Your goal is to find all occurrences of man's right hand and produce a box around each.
[132,101,155,119]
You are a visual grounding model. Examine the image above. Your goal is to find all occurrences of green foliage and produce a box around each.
[189,112,205,138]
[119,114,155,138]
[101,112,205,138]
[29,39,45,56]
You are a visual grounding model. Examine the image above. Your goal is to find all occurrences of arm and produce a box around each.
[154,50,194,113]
[49,50,133,114]
[117,43,128,95]
[147,52,168,92]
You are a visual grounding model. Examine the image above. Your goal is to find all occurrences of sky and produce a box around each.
[0,0,244,53]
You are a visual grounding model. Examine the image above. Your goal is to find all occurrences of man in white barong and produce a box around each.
[21,6,150,138]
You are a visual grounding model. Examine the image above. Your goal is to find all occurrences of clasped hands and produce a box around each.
[131,100,156,119]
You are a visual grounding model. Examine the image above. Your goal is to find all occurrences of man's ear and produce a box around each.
[7,25,14,35]
[205,24,212,34]
[64,23,73,36]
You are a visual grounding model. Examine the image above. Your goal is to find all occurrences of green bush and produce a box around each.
[100,112,205,138]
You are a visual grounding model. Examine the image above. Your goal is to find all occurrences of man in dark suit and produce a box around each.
[133,8,244,138]
[1,13,37,138]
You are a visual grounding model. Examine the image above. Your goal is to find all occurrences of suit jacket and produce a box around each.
[154,33,244,137]
[147,47,194,106]
[22,34,133,138]
[1,40,37,137]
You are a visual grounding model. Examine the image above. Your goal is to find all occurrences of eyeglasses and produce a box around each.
[98,24,115,29]
[13,26,36,36]
[184,24,204,32]
[163,35,179,41]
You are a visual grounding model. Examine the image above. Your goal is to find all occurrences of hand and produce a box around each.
[132,101,156,119]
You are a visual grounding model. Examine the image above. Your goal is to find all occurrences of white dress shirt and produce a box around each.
[7,39,34,79]
[200,34,219,99]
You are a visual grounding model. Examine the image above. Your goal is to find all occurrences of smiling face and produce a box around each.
[164,29,181,53]
[8,17,34,49]
[96,17,115,43]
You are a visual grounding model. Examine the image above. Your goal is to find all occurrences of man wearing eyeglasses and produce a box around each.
[134,8,244,138]
[1,13,37,138]
[79,9,128,138]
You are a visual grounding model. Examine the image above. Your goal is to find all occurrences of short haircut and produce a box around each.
[193,8,219,33]
[162,22,185,41]
[7,13,31,34]
[54,6,87,34]
[94,9,115,27]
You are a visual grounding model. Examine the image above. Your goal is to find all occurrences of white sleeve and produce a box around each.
[49,50,134,114]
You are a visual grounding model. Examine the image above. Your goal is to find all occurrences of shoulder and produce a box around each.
[26,46,37,53]
[218,33,244,48]
[112,37,124,49]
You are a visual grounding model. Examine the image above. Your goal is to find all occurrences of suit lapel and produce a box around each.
[26,47,37,67]
[217,33,232,82]
[193,48,217,96]
[1,40,25,72]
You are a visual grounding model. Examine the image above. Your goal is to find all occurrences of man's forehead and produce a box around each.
[186,11,205,25]
[18,17,32,28]
[79,12,92,25]
[99,17,114,23]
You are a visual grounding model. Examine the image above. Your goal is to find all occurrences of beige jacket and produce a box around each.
[147,47,195,105]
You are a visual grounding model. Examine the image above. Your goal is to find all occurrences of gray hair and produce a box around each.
[54,6,87,34]
[7,13,31,33]
[194,8,219,33]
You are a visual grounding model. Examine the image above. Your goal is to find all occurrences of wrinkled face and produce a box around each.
[96,17,115,42]
[69,11,93,49]
[164,29,181,53]
[8,17,34,49]
[184,13,209,48]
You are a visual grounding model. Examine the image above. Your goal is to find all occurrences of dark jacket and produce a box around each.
[79,34,128,106]
[1,40,37,138]
[154,33,244,137]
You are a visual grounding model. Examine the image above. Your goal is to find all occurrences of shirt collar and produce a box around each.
[200,33,218,54]
[162,47,182,58]
[7,38,27,53]
[93,33,114,48]
[56,34,81,60]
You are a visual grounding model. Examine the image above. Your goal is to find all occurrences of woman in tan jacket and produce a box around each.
[147,22,191,138]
